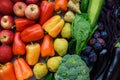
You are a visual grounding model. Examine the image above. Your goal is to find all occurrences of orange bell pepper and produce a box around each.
[21,24,44,42]
[42,15,64,38]
[55,0,68,12]
[13,58,33,80]
[41,34,55,57]
[0,62,16,80]
[26,42,40,66]
[12,32,26,55]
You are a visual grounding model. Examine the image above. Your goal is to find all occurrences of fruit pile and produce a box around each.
[0,0,107,80]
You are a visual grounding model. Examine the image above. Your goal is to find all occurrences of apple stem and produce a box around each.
[1,36,7,39]
[0,64,6,69]
[11,25,16,29]
[18,6,22,9]
[30,8,34,11]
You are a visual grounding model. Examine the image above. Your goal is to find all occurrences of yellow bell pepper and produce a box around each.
[42,15,64,38]
[26,42,40,66]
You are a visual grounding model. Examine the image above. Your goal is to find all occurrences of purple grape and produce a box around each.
[94,31,101,38]
[89,38,97,46]
[89,52,97,62]
[98,22,104,31]
[97,38,105,46]
[101,31,108,39]
[94,42,102,50]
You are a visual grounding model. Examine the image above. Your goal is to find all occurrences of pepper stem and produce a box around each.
[45,56,49,62]
[0,64,6,69]
[31,42,34,46]
[44,31,48,34]
[56,9,62,14]
[48,0,51,2]
[17,55,20,58]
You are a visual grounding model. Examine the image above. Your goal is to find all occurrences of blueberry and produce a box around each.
[101,31,108,39]
[94,31,100,38]
[83,46,93,54]
[98,22,104,31]
[97,38,105,46]
[89,52,97,62]
[89,38,97,46]
[94,42,102,50]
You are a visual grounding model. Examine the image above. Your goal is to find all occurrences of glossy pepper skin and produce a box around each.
[0,62,16,80]
[41,34,55,57]
[15,18,35,31]
[26,42,40,66]
[13,32,26,55]
[42,15,64,38]
[13,58,33,80]
[21,24,44,42]
[55,0,68,12]
[39,1,54,25]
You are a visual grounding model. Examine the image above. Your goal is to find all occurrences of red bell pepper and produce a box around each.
[12,32,26,55]
[21,24,44,42]
[15,18,35,31]
[0,62,16,80]
[39,0,54,25]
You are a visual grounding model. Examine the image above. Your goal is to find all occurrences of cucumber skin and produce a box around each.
[87,0,104,28]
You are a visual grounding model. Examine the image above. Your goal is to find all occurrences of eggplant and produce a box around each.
[103,48,120,80]
[90,49,109,80]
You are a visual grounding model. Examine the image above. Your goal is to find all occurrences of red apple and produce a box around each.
[25,4,40,20]
[0,0,13,15]
[0,45,12,63]
[0,14,3,31]
[26,0,38,4]
[1,15,14,29]
[11,0,24,3]
[0,30,14,45]
[13,2,27,17]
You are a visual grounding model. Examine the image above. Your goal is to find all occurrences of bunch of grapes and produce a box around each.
[82,22,108,66]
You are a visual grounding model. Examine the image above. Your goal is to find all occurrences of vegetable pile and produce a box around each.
[1,0,119,80]
[55,54,90,80]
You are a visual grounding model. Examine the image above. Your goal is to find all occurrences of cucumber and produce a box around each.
[87,0,104,28]
[81,0,89,13]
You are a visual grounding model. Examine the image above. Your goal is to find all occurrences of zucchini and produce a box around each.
[87,0,104,28]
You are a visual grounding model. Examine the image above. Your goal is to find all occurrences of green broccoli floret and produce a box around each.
[55,54,90,80]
